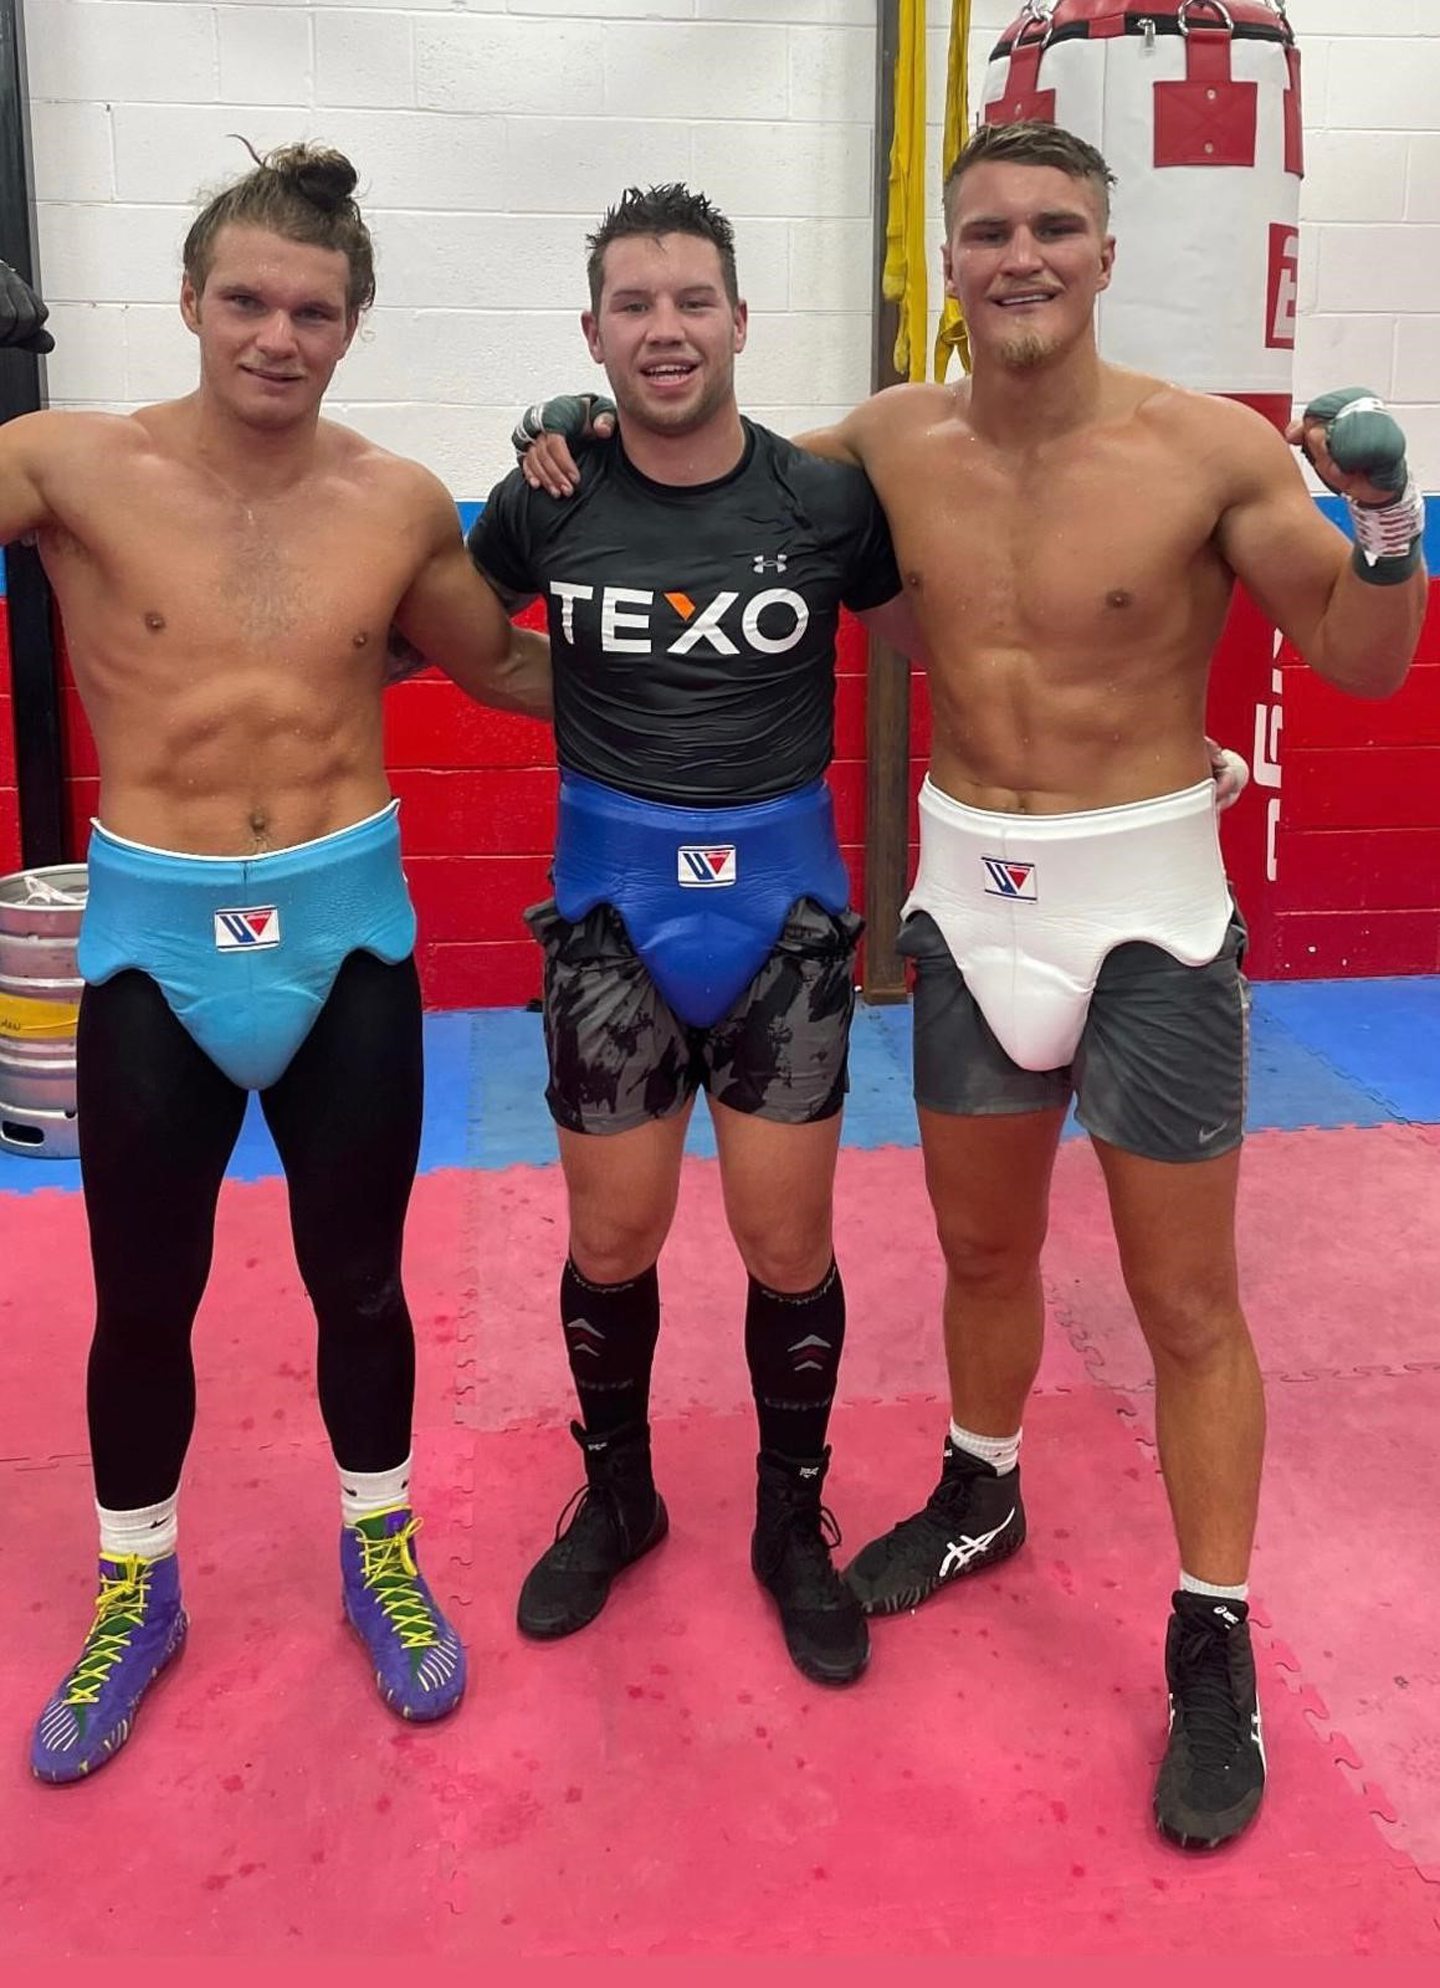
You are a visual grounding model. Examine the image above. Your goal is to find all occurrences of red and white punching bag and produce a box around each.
[983,0,1302,974]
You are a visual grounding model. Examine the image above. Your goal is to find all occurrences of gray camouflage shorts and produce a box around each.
[526,896,863,1136]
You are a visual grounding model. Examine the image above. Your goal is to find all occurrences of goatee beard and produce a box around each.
[998,331,1051,371]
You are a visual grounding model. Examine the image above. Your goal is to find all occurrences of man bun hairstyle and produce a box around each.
[586,183,739,310]
[183,140,376,314]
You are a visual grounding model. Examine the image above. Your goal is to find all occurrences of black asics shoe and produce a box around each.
[517,1421,668,1639]
[1154,1591,1266,1850]
[842,1436,1026,1616]
[752,1448,869,1687]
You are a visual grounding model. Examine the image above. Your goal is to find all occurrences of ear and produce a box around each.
[732,297,748,356]
[179,275,202,335]
[581,308,604,365]
[338,310,361,359]
[941,237,958,303]
[1097,234,1116,294]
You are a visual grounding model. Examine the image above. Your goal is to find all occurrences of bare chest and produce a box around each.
[880,437,1224,654]
[43,469,418,660]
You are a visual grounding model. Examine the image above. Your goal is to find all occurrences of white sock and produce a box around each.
[949,1420,1021,1476]
[97,1493,178,1561]
[339,1454,413,1526]
[1180,1569,1249,1603]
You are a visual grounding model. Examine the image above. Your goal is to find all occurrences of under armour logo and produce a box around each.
[752,553,788,574]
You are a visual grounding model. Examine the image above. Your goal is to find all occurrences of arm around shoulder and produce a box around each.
[390,470,552,720]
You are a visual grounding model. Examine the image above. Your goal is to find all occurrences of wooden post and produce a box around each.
[0,0,65,870]
[862,0,911,1003]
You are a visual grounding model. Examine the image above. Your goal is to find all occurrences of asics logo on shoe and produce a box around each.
[938,1512,1016,1580]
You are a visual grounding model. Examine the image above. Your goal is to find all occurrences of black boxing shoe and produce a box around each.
[517,1421,667,1639]
[751,1448,868,1687]
[1154,1591,1266,1851]
[842,1436,1026,1615]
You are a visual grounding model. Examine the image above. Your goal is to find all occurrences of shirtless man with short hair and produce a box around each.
[518,121,1426,1848]
[813,121,1425,1850]
[0,143,550,1781]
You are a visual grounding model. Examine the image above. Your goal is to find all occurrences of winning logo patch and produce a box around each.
[677,845,738,889]
[214,905,282,950]
[982,858,1037,901]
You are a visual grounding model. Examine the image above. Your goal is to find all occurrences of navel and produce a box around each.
[144,611,166,632]
[1105,589,1134,611]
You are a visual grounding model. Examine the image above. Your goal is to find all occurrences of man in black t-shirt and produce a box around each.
[469,185,908,1688]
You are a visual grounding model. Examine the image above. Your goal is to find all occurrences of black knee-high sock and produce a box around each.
[561,1258,661,1436]
[744,1261,846,1459]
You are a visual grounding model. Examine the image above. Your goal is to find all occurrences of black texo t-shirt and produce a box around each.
[468,421,901,805]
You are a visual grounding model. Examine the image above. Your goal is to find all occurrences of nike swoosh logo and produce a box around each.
[1198,1123,1229,1145]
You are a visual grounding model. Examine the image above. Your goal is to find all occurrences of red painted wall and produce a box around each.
[3,580,1439,1000]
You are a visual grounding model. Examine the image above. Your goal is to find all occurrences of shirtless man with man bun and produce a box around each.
[0,143,550,1780]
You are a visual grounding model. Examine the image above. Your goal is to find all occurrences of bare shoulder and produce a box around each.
[320,421,458,533]
[851,380,958,446]
[1131,374,1285,456]
[6,406,148,472]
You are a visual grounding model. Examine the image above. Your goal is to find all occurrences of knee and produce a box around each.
[935,1221,1042,1302]
[569,1213,667,1286]
[732,1220,833,1294]
[1130,1279,1248,1370]
[304,1258,407,1331]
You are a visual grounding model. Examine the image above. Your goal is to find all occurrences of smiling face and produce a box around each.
[943,160,1115,373]
[582,231,747,439]
[180,223,358,430]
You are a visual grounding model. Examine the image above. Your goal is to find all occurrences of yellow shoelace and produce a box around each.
[63,1557,152,1707]
[358,1518,443,1651]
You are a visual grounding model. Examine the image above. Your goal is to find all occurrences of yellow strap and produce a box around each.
[935,0,973,381]
[881,0,928,383]
[0,991,79,1040]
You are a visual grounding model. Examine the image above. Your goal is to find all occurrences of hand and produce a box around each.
[1287,388,1407,509]
[513,393,616,498]
[1206,738,1249,813]
[0,261,54,355]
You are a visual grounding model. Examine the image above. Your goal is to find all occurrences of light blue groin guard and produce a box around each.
[78,802,416,1089]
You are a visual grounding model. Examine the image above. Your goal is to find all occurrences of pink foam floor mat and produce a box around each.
[1042,1125,1440,1394]
[3,1395,1437,1958]
[5,1133,1438,1956]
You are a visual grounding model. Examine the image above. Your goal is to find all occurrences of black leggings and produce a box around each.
[77,952,424,1510]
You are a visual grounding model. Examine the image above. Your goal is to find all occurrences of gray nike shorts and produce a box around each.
[901,904,1250,1163]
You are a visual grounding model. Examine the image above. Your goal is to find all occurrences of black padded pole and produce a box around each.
[862,0,911,1003]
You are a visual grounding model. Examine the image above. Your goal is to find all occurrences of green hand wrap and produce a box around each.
[1304,387,1408,494]
[512,393,617,458]
[1305,387,1424,585]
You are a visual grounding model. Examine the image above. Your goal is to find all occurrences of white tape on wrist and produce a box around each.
[1348,477,1425,568]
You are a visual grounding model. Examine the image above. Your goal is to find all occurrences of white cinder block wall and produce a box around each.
[24,0,1440,495]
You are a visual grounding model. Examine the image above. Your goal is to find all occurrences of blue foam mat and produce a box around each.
[1,977,1435,1196]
